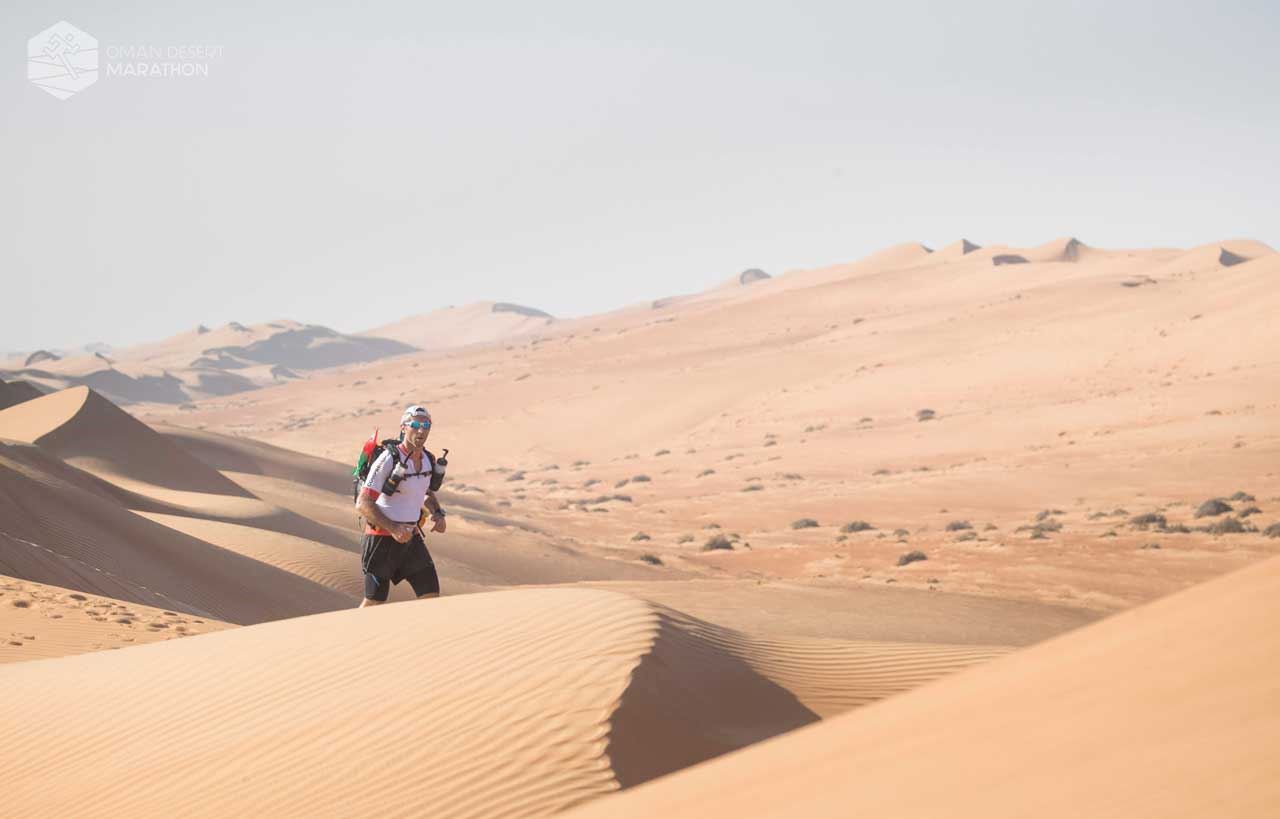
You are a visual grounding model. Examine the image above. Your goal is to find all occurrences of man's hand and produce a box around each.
[431,514,447,534]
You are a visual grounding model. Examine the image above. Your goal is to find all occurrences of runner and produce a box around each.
[355,405,446,607]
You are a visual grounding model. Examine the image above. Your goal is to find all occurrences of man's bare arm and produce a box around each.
[424,491,443,517]
[357,493,403,533]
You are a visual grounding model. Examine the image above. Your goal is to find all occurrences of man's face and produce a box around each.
[403,421,430,448]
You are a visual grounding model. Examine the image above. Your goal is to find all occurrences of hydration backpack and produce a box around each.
[351,428,447,501]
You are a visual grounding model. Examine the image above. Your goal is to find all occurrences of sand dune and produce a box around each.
[0,320,415,405]
[0,575,229,663]
[0,439,351,623]
[569,555,1280,819]
[0,378,42,410]
[0,588,1001,818]
[0,386,250,496]
[366,300,555,350]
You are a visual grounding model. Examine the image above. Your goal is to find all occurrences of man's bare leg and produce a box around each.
[417,593,439,600]
[359,597,385,608]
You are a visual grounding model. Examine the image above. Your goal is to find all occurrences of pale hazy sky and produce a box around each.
[4,1,1277,353]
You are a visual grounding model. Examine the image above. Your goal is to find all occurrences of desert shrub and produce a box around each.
[763,440,777,447]
[984,523,998,531]
[702,535,734,551]
[1195,499,1233,518]
[791,518,820,529]
[506,471,526,482]
[897,550,928,566]
[1263,522,1280,539]
[742,484,764,492]
[1035,509,1064,521]
[697,469,715,477]
[638,554,663,566]
[841,521,874,533]
[955,531,978,542]
[1141,543,1161,550]
[893,528,910,537]
[615,478,630,488]
[780,473,804,480]
[1101,530,1118,537]
[1164,523,1191,533]
[1130,512,1167,530]
[916,408,936,422]
[631,532,651,542]
[582,479,600,488]
[654,449,670,457]
[572,460,591,467]
[873,469,891,476]
[677,534,695,544]
[945,520,972,531]
[631,474,651,483]
[704,523,721,529]
[1016,520,1060,537]
[1238,506,1262,518]
[1202,518,1249,535]
[1229,491,1255,502]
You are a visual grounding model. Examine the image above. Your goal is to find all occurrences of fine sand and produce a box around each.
[0,588,1001,818]
[567,555,1280,819]
[0,575,229,663]
[1,236,1276,817]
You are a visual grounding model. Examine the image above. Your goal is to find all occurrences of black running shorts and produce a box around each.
[360,531,439,602]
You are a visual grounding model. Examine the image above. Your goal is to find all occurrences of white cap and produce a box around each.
[401,405,432,425]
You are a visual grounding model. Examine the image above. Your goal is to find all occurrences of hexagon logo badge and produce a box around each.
[28,21,99,100]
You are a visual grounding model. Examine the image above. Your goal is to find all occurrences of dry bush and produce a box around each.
[1202,518,1250,535]
[945,520,972,531]
[1195,499,1233,518]
[791,518,820,529]
[841,521,874,533]
[639,554,663,566]
[1129,512,1167,530]
[897,550,928,566]
[702,535,734,551]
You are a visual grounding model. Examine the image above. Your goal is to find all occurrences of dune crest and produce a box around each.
[0,588,1002,817]
[568,556,1280,819]
[0,386,250,497]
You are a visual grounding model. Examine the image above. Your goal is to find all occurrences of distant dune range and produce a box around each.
[365,300,555,350]
[0,303,554,406]
[0,588,1004,818]
[146,235,1280,612]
